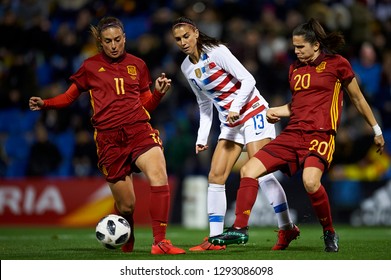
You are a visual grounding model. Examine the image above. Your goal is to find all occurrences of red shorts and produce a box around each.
[254,129,336,176]
[95,122,163,183]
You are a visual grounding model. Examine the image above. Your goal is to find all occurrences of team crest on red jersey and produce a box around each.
[127,65,137,80]
[316,61,326,73]
[195,68,202,78]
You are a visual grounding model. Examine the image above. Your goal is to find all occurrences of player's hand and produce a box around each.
[196,144,208,154]
[227,111,239,125]
[155,73,172,94]
[29,97,44,111]
[266,108,281,123]
[374,134,385,154]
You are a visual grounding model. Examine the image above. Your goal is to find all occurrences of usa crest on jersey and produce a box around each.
[195,68,202,78]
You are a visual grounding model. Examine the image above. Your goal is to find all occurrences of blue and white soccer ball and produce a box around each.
[95,214,131,249]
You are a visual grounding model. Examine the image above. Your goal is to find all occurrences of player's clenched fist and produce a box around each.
[29,97,44,111]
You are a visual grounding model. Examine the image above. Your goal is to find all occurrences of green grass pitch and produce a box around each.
[1,224,390,260]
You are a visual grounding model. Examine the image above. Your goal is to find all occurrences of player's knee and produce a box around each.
[240,167,248,178]
[117,200,135,215]
[208,171,226,184]
[240,164,256,179]
[148,171,168,186]
[302,177,320,193]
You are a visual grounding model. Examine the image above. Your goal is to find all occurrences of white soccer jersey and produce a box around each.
[181,44,268,145]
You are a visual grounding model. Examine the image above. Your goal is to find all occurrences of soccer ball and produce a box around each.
[95,214,131,249]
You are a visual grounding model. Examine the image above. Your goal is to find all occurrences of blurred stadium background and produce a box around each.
[0,0,390,229]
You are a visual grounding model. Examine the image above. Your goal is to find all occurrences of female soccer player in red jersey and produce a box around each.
[29,16,185,255]
[209,18,385,252]
[172,16,299,252]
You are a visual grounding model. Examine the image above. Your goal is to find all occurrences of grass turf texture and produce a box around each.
[1,225,390,260]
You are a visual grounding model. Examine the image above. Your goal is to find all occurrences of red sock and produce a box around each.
[307,185,334,233]
[150,185,170,244]
[234,177,259,228]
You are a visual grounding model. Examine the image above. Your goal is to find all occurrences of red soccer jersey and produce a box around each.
[70,52,152,130]
[287,52,355,133]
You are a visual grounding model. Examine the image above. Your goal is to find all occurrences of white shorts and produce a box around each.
[218,110,276,145]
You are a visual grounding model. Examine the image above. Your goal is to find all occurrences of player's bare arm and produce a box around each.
[266,103,292,123]
[345,78,377,125]
[346,78,385,154]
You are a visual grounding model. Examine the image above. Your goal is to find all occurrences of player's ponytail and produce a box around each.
[293,18,345,54]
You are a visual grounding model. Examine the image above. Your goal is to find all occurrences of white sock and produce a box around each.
[258,173,293,230]
[208,183,226,237]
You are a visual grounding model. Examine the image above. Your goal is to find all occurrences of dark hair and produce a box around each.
[292,18,345,54]
[172,16,222,53]
[90,17,125,51]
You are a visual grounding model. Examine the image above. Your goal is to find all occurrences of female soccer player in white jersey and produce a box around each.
[172,16,299,251]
